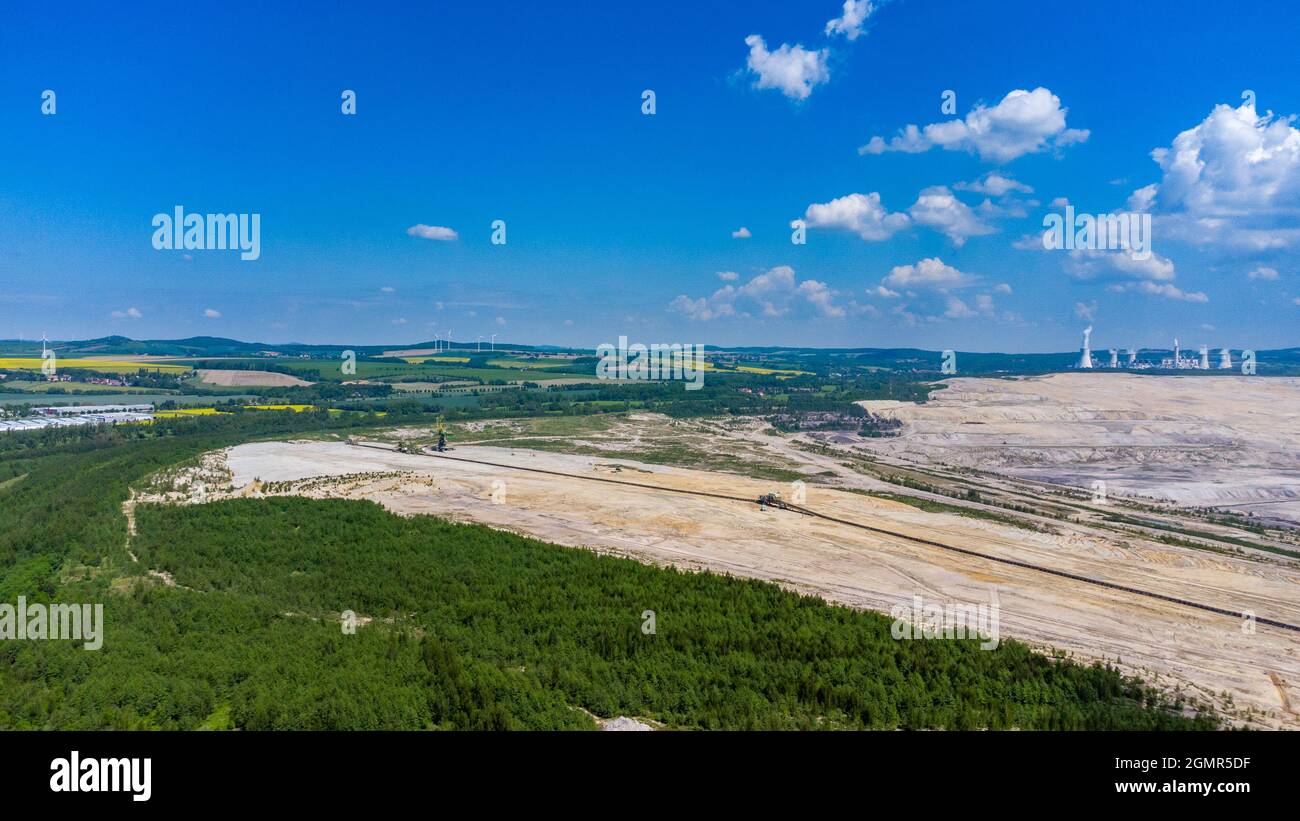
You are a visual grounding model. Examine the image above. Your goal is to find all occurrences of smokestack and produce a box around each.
[1219,348,1232,369]
[1079,326,1093,369]
[1199,345,1209,370]
[1174,338,1180,365]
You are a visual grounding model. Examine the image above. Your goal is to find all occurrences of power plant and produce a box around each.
[1072,327,1241,371]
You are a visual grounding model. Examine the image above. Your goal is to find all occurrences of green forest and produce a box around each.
[0,414,1216,730]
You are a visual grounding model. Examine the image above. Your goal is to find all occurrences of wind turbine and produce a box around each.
[490,333,497,351]
[477,335,483,352]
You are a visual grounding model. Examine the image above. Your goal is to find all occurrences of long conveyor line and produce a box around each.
[351,441,1300,634]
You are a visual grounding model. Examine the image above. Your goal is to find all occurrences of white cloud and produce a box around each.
[907,186,995,246]
[743,35,829,101]
[670,265,847,320]
[406,224,458,241]
[1074,301,1098,321]
[1108,281,1209,303]
[859,87,1089,163]
[717,270,739,281]
[882,257,973,290]
[944,295,976,318]
[803,192,910,240]
[669,294,733,321]
[1249,265,1280,280]
[495,316,507,326]
[381,286,395,293]
[1134,100,1300,250]
[797,278,845,318]
[391,317,408,325]
[1067,247,1177,282]
[1049,196,1070,208]
[111,307,142,319]
[955,172,1034,197]
[993,283,1013,294]
[203,308,221,318]
[875,260,995,324]
[563,319,574,326]
[825,0,875,41]
[731,226,752,238]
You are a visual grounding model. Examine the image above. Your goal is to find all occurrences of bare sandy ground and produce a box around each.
[860,373,1300,524]
[137,437,1300,728]
[195,369,313,387]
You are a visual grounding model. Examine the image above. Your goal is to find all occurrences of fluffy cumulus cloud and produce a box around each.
[1248,265,1280,280]
[881,257,974,290]
[804,186,1006,246]
[954,172,1034,197]
[869,258,1005,323]
[670,265,851,320]
[202,308,221,318]
[1064,247,1207,302]
[907,186,995,246]
[743,35,829,101]
[1133,100,1300,250]
[731,226,752,238]
[716,270,739,281]
[859,87,1089,163]
[406,224,458,241]
[111,307,143,319]
[825,0,875,40]
[803,192,910,240]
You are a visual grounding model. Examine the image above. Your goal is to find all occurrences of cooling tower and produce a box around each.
[1220,348,1233,369]
[1079,326,1093,369]
[1199,345,1209,369]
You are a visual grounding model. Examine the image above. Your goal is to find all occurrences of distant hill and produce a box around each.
[1,337,1296,374]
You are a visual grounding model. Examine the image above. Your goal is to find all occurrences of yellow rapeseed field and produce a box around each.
[0,358,191,374]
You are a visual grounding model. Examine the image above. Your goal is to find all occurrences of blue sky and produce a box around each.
[1,0,1298,351]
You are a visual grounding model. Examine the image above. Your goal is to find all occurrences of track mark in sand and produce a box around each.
[1268,672,1297,715]
[121,497,139,563]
